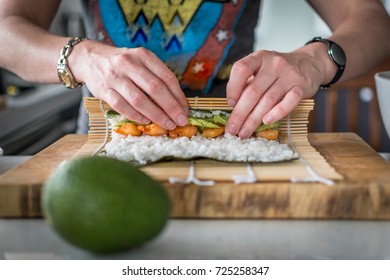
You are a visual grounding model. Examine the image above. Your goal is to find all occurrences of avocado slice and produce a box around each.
[213,114,229,125]
[188,117,220,128]
[255,121,280,132]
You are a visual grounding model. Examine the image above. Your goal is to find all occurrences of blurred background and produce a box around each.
[0,0,389,155]
[0,0,84,155]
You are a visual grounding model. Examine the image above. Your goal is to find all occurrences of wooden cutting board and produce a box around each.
[1,133,390,219]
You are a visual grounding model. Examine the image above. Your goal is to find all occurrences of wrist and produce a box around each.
[307,42,337,85]
[305,37,346,88]
[57,37,90,88]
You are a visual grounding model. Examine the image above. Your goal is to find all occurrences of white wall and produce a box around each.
[50,0,83,35]
[254,0,331,52]
[384,0,390,13]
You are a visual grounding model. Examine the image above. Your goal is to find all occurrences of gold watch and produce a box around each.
[57,37,87,88]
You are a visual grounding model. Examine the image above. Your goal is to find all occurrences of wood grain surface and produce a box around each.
[0,133,389,219]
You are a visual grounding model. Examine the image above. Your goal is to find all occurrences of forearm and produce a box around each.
[0,15,68,84]
[307,0,390,84]
[330,15,390,81]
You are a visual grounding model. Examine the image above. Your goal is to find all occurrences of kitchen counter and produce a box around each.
[1,218,390,260]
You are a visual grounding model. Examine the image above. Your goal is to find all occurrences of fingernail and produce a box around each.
[227,98,237,107]
[226,123,237,135]
[239,128,251,139]
[165,120,176,130]
[177,114,188,126]
[263,113,274,125]
[141,117,151,124]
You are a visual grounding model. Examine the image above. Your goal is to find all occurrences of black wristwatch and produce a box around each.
[305,37,346,89]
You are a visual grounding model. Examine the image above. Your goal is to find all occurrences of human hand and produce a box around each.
[71,41,188,130]
[225,48,332,138]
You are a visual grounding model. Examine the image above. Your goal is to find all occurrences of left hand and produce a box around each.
[225,49,328,138]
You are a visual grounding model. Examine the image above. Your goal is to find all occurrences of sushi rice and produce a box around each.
[104,110,298,165]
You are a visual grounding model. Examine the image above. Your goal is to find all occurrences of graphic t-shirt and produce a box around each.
[80,0,262,97]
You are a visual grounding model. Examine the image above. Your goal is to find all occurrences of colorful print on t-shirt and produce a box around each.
[94,0,246,92]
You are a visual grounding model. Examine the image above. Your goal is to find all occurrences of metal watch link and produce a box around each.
[57,37,88,89]
[305,37,346,89]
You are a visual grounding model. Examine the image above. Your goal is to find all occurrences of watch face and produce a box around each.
[329,44,346,66]
[58,69,73,87]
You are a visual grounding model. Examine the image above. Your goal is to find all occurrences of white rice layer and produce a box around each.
[105,132,298,165]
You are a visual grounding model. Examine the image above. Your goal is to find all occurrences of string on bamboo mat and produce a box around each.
[231,163,257,184]
[92,99,109,156]
[168,160,215,186]
[286,113,334,186]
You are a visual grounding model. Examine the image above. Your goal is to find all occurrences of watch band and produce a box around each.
[305,37,346,89]
[57,37,88,88]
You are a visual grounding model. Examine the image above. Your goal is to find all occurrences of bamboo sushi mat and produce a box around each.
[78,97,343,183]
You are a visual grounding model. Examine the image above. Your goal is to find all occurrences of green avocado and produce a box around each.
[213,114,229,125]
[188,117,220,128]
[255,121,280,132]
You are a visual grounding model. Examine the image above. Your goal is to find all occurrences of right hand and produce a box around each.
[70,41,189,130]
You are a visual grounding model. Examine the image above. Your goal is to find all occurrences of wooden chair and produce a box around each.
[308,57,390,152]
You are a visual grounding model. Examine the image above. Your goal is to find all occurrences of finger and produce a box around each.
[150,67,188,114]
[237,81,288,138]
[129,69,188,127]
[115,78,178,130]
[262,85,304,125]
[160,69,189,114]
[226,52,265,107]
[140,49,189,114]
[103,88,150,124]
[225,70,276,135]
